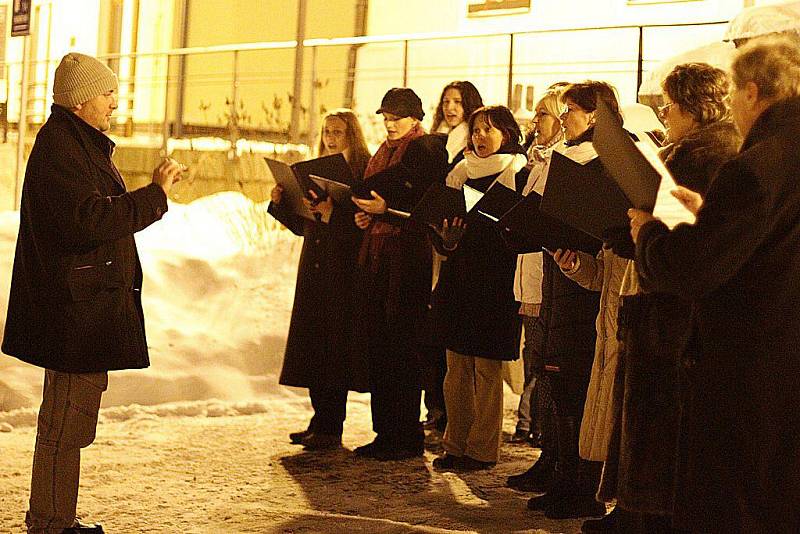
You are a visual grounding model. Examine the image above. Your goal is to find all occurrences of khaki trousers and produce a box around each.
[442,351,504,463]
[26,370,107,534]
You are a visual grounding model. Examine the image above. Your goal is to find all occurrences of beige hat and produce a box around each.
[53,53,118,107]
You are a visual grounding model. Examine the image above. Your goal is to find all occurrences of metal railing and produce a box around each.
[3,20,729,148]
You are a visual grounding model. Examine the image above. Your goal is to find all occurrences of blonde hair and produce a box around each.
[732,35,800,102]
[315,109,372,179]
[524,87,565,149]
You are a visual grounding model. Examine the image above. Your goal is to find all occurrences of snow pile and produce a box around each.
[0,192,304,419]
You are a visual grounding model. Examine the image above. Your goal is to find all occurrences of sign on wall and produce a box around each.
[11,0,31,37]
[467,0,531,17]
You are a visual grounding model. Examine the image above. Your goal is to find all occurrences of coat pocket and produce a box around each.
[67,261,126,301]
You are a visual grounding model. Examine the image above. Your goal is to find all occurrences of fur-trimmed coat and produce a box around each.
[606,120,741,510]
[635,98,800,533]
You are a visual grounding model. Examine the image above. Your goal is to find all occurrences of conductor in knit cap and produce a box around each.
[2,52,185,534]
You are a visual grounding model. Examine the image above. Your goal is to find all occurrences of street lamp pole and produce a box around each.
[289,0,307,143]
[14,34,30,210]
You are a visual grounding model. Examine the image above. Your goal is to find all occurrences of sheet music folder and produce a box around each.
[464,182,522,223]
[540,152,631,241]
[264,158,316,221]
[410,182,467,227]
[498,191,601,253]
[593,98,661,211]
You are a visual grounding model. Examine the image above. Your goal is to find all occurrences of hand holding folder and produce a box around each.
[409,182,467,228]
[498,190,602,253]
[265,158,317,221]
[264,153,355,221]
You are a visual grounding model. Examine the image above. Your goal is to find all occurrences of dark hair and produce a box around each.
[562,81,623,124]
[466,105,523,154]
[662,63,730,125]
[431,81,484,132]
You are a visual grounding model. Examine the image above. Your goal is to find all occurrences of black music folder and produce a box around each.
[410,182,467,227]
[593,98,661,211]
[465,182,523,223]
[308,174,354,205]
[540,151,631,241]
[498,191,601,253]
[291,153,355,188]
[264,158,316,221]
[350,164,411,201]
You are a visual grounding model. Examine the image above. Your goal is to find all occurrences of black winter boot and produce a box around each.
[507,450,556,492]
[545,458,605,519]
[528,415,580,510]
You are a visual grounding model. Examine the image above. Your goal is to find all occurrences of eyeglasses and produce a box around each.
[658,102,676,116]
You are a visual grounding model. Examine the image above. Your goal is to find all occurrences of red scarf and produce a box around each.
[359,123,426,271]
[364,122,425,179]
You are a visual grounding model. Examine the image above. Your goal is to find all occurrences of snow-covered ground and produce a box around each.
[0,193,588,533]
[0,192,301,418]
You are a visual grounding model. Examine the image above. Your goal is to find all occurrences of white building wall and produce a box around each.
[354,0,758,131]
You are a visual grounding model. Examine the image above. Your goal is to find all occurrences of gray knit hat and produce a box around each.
[53,53,118,107]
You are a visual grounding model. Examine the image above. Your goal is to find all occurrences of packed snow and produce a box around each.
[0,192,586,533]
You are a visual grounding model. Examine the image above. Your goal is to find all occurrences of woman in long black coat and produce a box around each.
[351,88,450,461]
[430,105,528,470]
[268,109,371,450]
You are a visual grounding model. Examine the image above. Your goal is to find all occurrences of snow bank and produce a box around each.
[0,192,304,418]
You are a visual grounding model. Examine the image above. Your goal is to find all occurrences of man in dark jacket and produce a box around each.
[2,53,183,534]
[629,36,800,533]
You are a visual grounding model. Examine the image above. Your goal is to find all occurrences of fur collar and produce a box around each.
[661,120,741,195]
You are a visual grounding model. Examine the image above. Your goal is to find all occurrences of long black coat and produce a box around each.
[268,196,368,392]
[613,120,741,514]
[636,98,800,532]
[2,105,167,373]
[354,134,449,390]
[431,169,527,360]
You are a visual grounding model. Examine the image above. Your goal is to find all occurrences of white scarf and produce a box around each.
[446,151,528,190]
[439,122,470,164]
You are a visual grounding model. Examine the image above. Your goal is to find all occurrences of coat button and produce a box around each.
[314,263,320,269]
[315,239,320,245]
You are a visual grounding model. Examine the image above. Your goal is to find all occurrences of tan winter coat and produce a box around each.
[562,246,630,461]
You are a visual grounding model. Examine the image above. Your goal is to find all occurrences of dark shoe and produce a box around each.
[545,494,606,520]
[62,520,104,533]
[289,429,312,444]
[507,453,556,491]
[527,479,577,511]
[581,507,620,533]
[301,433,341,451]
[373,445,423,461]
[527,490,564,511]
[458,455,496,471]
[354,437,394,458]
[510,469,554,493]
[354,440,383,458]
[509,428,531,443]
[432,453,462,470]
